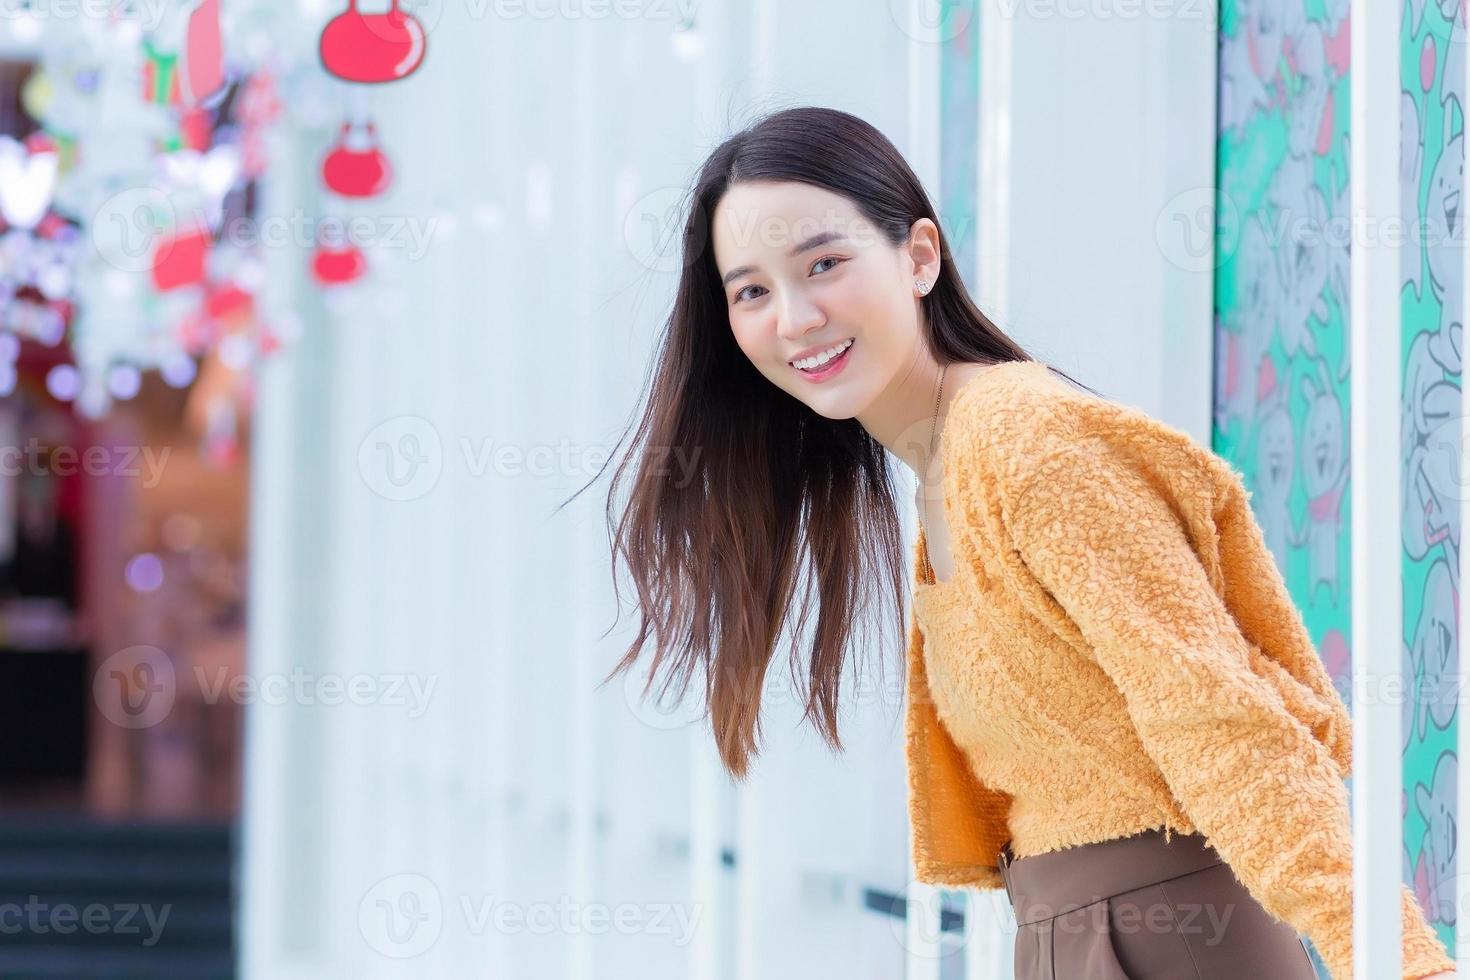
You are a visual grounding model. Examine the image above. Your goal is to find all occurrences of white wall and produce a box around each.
[242,3,920,978]
[240,2,1220,978]
[979,0,1218,439]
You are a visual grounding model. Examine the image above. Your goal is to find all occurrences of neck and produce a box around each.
[868,360,995,478]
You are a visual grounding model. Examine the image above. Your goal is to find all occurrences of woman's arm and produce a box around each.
[988,433,1452,980]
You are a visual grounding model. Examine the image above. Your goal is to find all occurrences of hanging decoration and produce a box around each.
[3,13,260,430]
[180,0,226,108]
[0,134,59,230]
[321,120,393,199]
[141,0,225,110]
[149,223,211,293]
[0,0,427,428]
[319,0,427,84]
[311,241,368,286]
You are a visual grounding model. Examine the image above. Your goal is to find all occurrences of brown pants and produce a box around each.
[999,827,1318,979]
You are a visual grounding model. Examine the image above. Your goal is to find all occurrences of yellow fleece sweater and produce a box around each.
[905,359,1453,980]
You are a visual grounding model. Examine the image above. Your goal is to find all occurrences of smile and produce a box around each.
[791,338,855,382]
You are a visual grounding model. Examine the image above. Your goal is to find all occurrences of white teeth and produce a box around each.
[792,338,854,371]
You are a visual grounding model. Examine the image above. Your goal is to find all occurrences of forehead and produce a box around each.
[712,180,873,265]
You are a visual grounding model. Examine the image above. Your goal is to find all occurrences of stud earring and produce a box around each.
[915,279,931,296]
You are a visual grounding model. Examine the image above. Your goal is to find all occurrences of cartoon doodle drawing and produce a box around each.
[1442,11,1466,121]
[1220,34,1271,138]
[1424,103,1464,368]
[1320,0,1349,75]
[1216,214,1280,438]
[1282,18,1332,161]
[1412,751,1459,926]
[1408,0,1430,39]
[1287,362,1348,607]
[1402,333,1463,588]
[1267,156,1329,362]
[1252,358,1296,573]
[1323,132,1350,383]
[1216,13,1462,944]
[1220,0,1283,138]
[1405,638,1419,756]
[1214,319,1239,438]
[1407,559,1461,742]
[1427,316,1463,376]
[1405,92,1428,304]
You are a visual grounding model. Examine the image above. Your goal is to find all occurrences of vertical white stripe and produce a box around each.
[570,10,598,980]
[972,1,1023,969]
[1349,0,1403,976]
[906,0,941,197]
[907,2,945,978]
[978,0,1010,329]
[970,2,1016,976]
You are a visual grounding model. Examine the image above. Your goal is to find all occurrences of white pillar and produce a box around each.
[1349,0,1403,976]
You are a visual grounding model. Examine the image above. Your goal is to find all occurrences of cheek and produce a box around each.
[729,314,773,363]
[831,277,897,331]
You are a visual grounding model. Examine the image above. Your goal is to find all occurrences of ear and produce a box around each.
[905,217,942,283]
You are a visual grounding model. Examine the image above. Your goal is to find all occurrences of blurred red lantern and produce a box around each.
[322,121,393,198]
[182,0,225,107]
[206,283,254,322]
[151,225,211,292]
[320,0,426,84]
[180,107,212,152]
[312,242,366,285]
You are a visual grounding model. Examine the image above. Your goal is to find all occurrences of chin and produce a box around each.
[797,388,864,421]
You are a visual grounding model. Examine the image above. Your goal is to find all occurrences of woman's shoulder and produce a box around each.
[946,360,1241,510]
[944,359,1094,478]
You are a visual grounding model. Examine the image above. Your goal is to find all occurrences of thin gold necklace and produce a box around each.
[920,364,947,582]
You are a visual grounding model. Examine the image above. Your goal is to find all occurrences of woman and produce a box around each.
[596,105,1455,979]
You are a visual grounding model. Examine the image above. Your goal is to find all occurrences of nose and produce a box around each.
[774,289,827,347]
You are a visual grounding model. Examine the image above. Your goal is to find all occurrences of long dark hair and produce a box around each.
[579,105,1092,781]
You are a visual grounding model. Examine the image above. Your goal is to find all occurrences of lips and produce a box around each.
[791,339,854,382]
[790,338,854,371]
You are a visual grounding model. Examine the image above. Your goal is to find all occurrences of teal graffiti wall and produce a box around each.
[1214,0,1460,970]
[1399,0,1462,948]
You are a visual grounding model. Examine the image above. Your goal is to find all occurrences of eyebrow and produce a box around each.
[721,231,849,287]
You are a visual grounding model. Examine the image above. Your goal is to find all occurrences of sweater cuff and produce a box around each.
[1401,883,1455,979]
[1321,884,1453,980]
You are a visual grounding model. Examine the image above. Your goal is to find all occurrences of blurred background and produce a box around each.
[0,0,1454,977]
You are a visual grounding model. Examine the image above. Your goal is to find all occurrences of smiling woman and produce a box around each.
[582,105,1089,781]
[560,103,1460,980]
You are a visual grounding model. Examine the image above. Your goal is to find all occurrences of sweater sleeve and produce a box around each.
[997,434,1454,980]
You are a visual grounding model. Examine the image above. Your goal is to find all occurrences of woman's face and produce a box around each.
[712,180,936,419]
